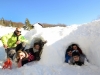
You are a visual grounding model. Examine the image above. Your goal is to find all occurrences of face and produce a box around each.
[73,56,79,62]
[15,28,21,36]
[19,52,25,59]
[34,45,40,50]
[72,45,77,50]
[67,51,72,56]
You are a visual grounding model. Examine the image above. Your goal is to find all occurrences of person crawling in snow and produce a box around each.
[16,50,34,68]
[65,48,73,63]
[71,44,83,54]
[16,40,47,68]
[65,43,88,60]
[71,44,89,62]
[29,40,47,61]
[68,51,85,66]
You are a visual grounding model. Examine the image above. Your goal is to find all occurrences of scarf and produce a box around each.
[33,48,39,53]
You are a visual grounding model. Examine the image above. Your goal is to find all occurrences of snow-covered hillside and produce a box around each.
[0,20,100,75]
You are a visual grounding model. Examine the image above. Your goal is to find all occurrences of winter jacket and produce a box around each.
[28,48,41,61]
[1,32,27,48]
[19,50,34,66]
[65,54,71,63]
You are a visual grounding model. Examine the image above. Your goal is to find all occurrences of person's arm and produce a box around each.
[20,36,28,43]
[68,57,74,65]
[65,54,70,63]
[84,58,90,66]
[1,35,8,46]
[1,33,13,48]
[35,52,40,60]
[17,59,22,68]
[17,55,23,68]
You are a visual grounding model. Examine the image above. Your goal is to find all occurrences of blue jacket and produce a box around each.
[65,54,71,63]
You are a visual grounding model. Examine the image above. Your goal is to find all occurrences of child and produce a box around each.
[69,51,85,66]
[65,49,72,63]
[29,42,41,61]
[71,44,83,54]
[16,50,34,68]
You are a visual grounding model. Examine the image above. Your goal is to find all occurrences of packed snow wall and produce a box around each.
[25,21,100,67]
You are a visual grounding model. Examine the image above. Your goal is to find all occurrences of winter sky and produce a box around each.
[0,0,100,25]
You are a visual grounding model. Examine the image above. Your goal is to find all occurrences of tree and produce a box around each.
[9,20,13,27]
[1,17,5,25]
[25,18,32,30]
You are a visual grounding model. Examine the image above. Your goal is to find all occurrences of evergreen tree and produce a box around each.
[1,17,5,25]
[9,20,13,27]
[25,18,32,30]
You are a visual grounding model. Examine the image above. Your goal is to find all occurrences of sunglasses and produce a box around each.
[16,30,21,33]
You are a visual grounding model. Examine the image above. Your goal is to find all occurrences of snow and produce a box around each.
[0,20,100,75]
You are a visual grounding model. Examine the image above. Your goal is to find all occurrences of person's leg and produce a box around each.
[6,48,16,60]
[2,57,12,69]
[2,48,16,69]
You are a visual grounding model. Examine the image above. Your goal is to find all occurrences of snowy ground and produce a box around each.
[0,20,100,75]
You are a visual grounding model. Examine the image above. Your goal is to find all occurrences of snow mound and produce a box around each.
[0,21,100,75]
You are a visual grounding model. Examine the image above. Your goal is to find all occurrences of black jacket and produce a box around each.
[21,50,34,66]
[28,48,41,61]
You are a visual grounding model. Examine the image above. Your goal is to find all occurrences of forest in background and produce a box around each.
[0,17,67,30]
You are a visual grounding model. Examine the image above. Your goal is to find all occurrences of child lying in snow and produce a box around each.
[68,51,86,66]
[29,40,47,61]
[16,50,34,68]
[65,49,72,63]
[16,41,47,68]
[71,44,83,54]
